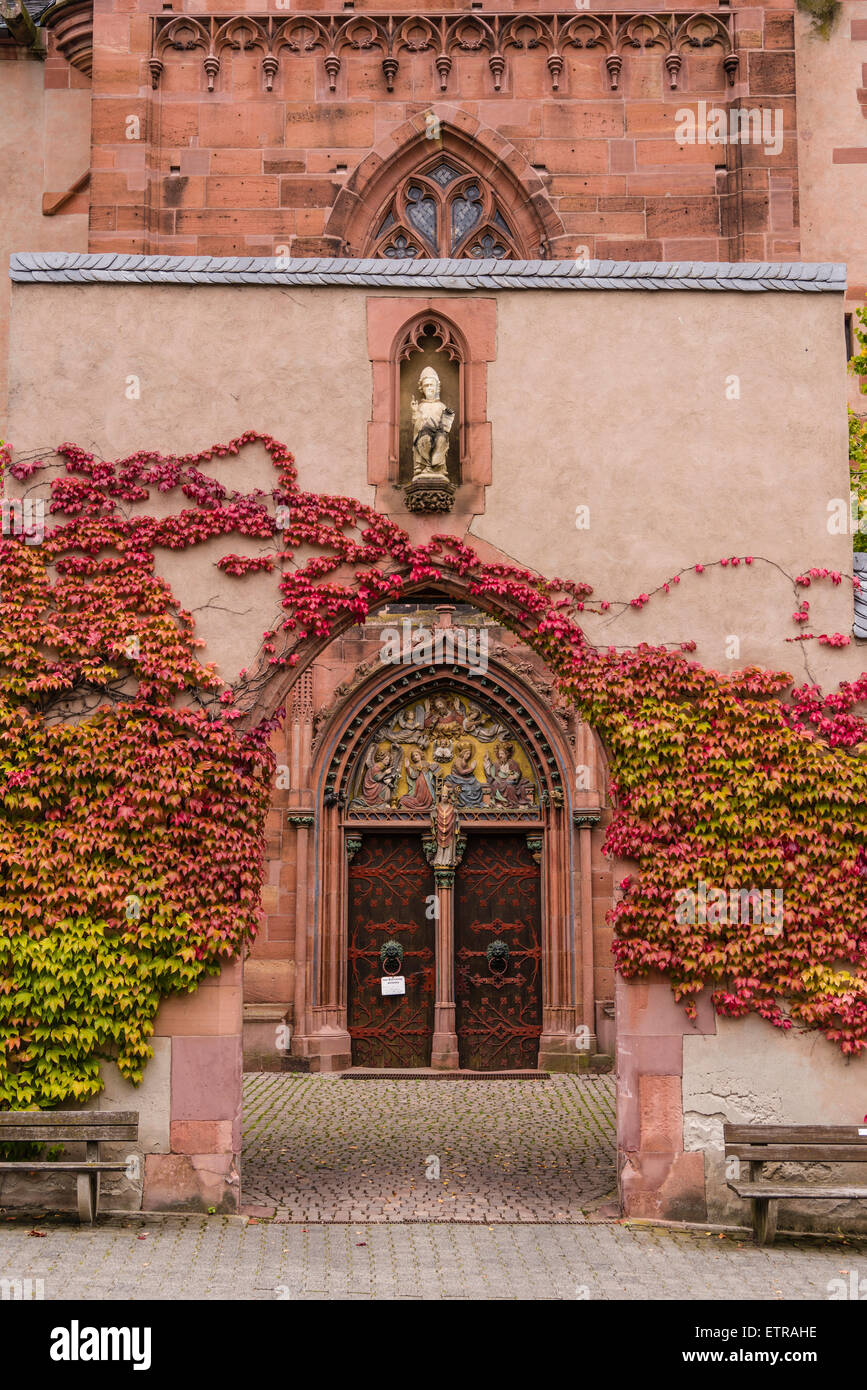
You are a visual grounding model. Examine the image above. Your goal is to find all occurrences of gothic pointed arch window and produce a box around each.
[368,155,527,260]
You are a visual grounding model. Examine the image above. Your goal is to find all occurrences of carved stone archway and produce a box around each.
[287,651,607,1072]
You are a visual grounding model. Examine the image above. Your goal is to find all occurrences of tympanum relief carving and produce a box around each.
[347,691,539,816]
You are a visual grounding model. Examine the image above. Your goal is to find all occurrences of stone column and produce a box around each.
[430,865,460,1070]
[303,814,352,1072]
[291,817,310,1047]
[288,671,314,1051]
[536,814,581,1071]
[577,817,599,1057]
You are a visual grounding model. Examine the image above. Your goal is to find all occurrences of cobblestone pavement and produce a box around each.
[241,1073,618,1221]
[5,1072,863,1302]
[1,1214,865,1300]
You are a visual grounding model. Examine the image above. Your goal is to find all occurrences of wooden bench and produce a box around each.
[0,1111,138,1223]
[725,1123,867,1245]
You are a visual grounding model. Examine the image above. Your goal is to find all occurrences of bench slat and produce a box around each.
[0,1126,137,1142]
[726,1143,867,1163]
[724,1124,867,1144]
[0,1111,137,1127]
[728,1182,867,1200]
[0,1162,130,1172]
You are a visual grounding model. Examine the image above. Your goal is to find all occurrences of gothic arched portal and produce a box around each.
[285,653,608,1074]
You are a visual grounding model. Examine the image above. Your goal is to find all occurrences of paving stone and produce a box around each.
[4,1073,866,1299]
[241,1072,618,1223]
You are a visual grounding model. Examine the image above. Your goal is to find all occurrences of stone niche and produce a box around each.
[398,325,461,490]
[365,295,496,517]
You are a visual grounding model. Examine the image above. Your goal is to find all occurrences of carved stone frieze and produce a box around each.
[310,641,575,776]
[150,11,737,94]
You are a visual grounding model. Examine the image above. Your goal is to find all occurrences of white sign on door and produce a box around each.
[381,976,406,996]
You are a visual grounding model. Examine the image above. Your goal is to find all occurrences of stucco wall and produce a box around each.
[0,59,89,428]
[796,4,867,292]
[617,975,867,1232]
[683,1012,867,1233]
[6,279,860,690]
[795,3,867,407]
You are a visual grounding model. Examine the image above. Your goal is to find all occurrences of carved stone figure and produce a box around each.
[484,740,536,808]
[431,783,461,866]
[405,364,456,514]
[445,737,486,807]
[348,740,401,811]
[399,745,437,811]
[424,694,463,730]
[460,703,509,742]
[411,366,454,478]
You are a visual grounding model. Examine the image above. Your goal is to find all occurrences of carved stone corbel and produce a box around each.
[423,833,466,872]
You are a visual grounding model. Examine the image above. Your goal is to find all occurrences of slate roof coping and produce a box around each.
[8,252,847,293]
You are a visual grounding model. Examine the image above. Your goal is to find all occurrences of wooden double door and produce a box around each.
[347,832,542,1070]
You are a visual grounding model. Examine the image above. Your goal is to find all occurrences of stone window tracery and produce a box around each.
[369,158,526,260]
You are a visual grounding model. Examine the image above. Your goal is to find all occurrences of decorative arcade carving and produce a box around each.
[149,11,738,95]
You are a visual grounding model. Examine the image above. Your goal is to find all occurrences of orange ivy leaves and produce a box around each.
[572,652,867,1051]
[0,434,286,1106]
[0,701,275,1105]
[1,429,866,1118]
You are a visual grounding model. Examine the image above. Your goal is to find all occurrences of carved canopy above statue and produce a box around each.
[346,689,540,818]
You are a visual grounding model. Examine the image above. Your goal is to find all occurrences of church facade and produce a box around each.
[1,0,866,1223]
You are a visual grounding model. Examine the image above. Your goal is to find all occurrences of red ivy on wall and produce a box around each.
[1,431,865,1108]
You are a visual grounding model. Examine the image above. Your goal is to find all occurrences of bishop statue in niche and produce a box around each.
[405,364,456,514]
